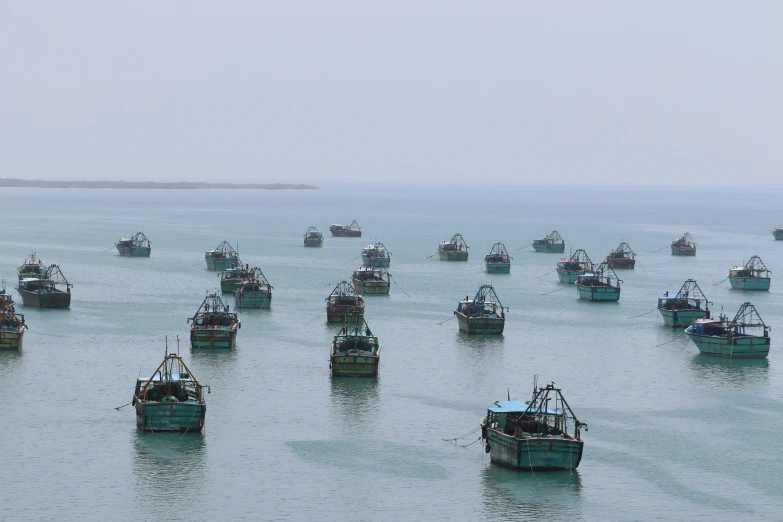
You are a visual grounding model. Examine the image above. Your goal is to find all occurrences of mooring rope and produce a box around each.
[656,331,688,347]
[627,308,656,319]
[651,245,669,253]
[389,274,411,297]
[443,425,481,442]
[513,243,532,252]
[712,277,728,286]
[533,269,555,280]
[437,315,455,326]
[541,285,570,296]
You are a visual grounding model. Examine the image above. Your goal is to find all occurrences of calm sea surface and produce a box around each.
[1,185,782,521]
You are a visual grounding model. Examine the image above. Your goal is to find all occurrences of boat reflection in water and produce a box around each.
[329,378,380,433]
[132,432,206,508]
[481,465,582,520]
[689,355,769,390]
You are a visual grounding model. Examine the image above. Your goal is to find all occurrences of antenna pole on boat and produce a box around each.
[165,335,168,356]
[177,335,180,356]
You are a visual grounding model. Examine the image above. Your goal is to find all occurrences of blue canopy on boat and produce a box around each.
[489,400,562,415]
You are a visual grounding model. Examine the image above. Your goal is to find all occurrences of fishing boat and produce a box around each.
[16,265,72,308]
[303,226,324,247]
[575,262,622,302]
[728,255,771,291]
[17,252,46,281]
[605,242,635,269]
[115,232,151,257]
[204,241,239,271]
[438,233,469,261]
[671,232,696,256]
[484,243,511,274]
[0,283,26,350]
[657,279,711,327]
[330,314,381,377]
[133,341,207,432]
[351,267,390,295]
[325,281,366,322]
[531,230,565,253]
[361,242,391,267]
[481,381,587,471]
[454,285,506,334]
[233,269,273,309]
[685,302,771,358]
[219,262,251,293]
[771,227,783,240]
[330,220,362,237]
[555,249,593,283]
[187,293,240,349]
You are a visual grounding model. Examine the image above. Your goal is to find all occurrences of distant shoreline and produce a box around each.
[0,178,319,190]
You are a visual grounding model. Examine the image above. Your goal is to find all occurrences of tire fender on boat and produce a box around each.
[485,443,491,454]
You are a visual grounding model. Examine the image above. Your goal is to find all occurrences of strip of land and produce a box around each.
[0,178,318,190]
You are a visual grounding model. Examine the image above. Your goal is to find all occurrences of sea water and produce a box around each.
[1,185,782,521]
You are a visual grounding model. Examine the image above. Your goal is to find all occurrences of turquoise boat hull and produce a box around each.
[685,329,771,358]
[485,262,510,274]
[330,355,379,377]
[456,312,504,334]
[576,284,620,302]
[351,278,390,295]
[438,249,468,261]
[532,243,565,253]
[556,269,581,284]
[135,401,206,432]
[772,229,783,240]
[487,429,583,470]
[729,277,770,291]
[190,326,238,349]
[116,246,151,257]
[362,257,390,268]
[221,279,241,293]
[671,245,696,256]
[657,308,707,327]
[234,291,271,309]
[0,327,24,350]
[205,257,237,271]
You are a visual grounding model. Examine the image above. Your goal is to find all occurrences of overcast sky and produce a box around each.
[1,1,781,185]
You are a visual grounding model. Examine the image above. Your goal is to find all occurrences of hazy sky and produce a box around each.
[2,2,781,185]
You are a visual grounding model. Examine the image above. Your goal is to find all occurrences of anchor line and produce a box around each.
[389,274,411,297]
[426,252,438,259]
[712,277,728,286]
[627,308,656,319]
[656,331,688,347]
[533,269,555,280]
[459,436,483,448]
[443,425,481,442]
[513,243,532,252]
[437,315,455,326]
[541,286,570,295]
[651,245,669,253]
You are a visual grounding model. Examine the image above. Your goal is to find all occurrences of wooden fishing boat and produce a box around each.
[330,220,362,237]
[204,241,239,271]
[330,314,381,377]
[303,226,324,247]
[351,267,390,295]
[325,281,366,322]
[728,255,771,291]
[187,293,240,349]
[0,284,26,350]
[771,226,783,240]
[454,285,506,334]
[556,249,593,283]
[219,262,251,293]
[671,232,696,256]
[532,230,565,253]
[605,242,635,269]
[482,381,587,471]
[685,302,770,358]
[484,243,511,274]
[16,265,72,308]
[115,232,151,257]
[133,341,207,432]
[657,279,711,327]
[576,262,622,302]
[17,252,46,281]
[438,233,469,261]
[361,242,391,267]
[233,269,273,309]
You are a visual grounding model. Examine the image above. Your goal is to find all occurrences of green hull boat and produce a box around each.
[330,314,381,377]
[685,302,771,359]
